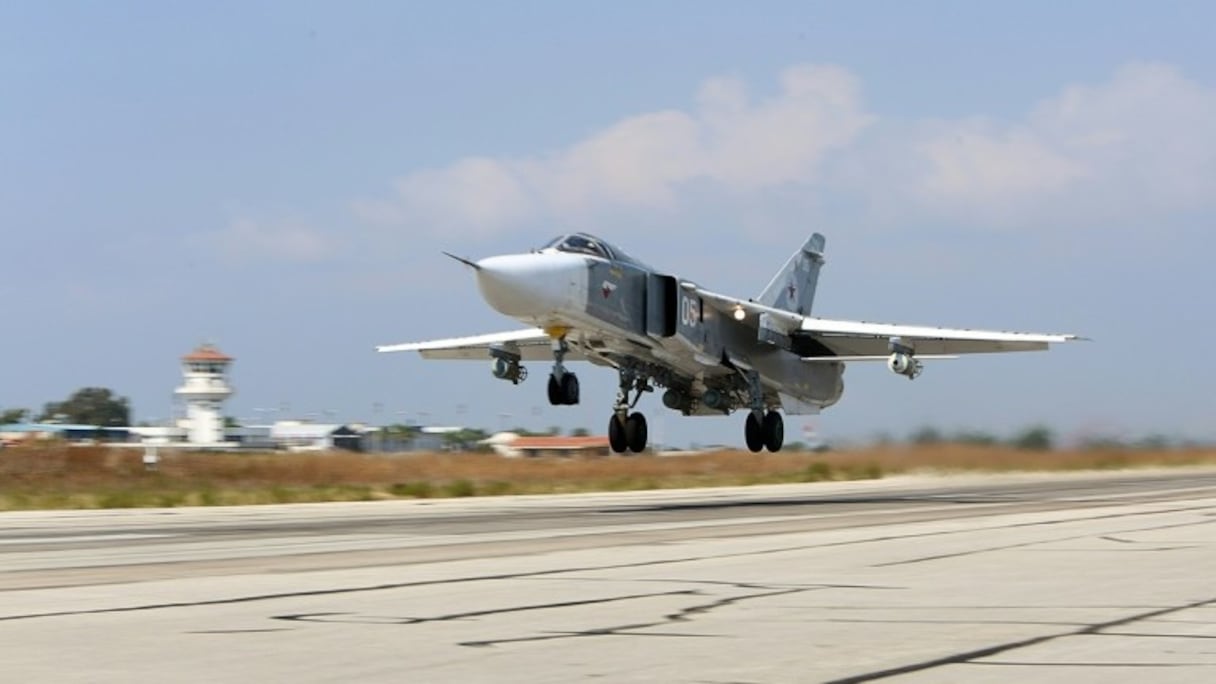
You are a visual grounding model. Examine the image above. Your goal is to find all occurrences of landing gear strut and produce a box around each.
[547,337,579,405]
[608,365,652,454]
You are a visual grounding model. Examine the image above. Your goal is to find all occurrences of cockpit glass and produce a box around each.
[542,234,611,259]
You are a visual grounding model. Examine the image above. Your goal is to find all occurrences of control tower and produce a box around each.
[175,344,234,445]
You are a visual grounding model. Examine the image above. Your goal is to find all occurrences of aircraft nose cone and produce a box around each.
[474,253,588,320]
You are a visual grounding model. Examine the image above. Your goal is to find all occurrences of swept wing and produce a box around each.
[376,329,586,361]
[689,284,1078,357]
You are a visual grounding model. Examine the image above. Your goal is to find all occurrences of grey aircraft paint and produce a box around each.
[382,230,1075,453]
[574,233,844,417]
[757,233,826,316]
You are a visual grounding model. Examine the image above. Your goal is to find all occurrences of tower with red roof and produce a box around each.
[174,343,234,445]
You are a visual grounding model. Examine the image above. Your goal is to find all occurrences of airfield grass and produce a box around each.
[1,443,1215,510]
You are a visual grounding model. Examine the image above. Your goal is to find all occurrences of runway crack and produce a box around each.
[873,517,1214,567]
[460,586,810,648]
[973,661,1202,668]
[822,595,1216,683]
[271,589,698,625]
[4,504,1209,624]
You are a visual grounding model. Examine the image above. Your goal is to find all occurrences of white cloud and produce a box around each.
[355,62,1216,242]
[1032,62,1216,212]
[202,218,333,263]
[914,123,1087,208]
[354,64,874,236]
[869,62,1216,228]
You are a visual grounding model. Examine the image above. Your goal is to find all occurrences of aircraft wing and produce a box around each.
[376,329,585,361]
[688,284,1079,357]
[797,318,1077,355]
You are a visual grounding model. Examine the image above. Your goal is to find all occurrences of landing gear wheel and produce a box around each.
[608,414,628,454]
[744,412,764,453]
[548,373,580,405]
[624,412,648,453]
[560,373,580,405]
[762,411,784,453]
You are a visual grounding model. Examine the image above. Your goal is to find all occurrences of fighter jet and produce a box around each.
[378,233,1077,453]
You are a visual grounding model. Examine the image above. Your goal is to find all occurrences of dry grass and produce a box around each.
[1,443,1214,510]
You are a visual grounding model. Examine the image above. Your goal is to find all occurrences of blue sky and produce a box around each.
[2,2,1213,446]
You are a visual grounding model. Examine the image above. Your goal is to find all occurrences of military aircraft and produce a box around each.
[379,233,1077,453]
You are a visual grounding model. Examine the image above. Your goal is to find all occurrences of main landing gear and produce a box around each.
[744,410,784,453]
[547,337,580,406]
[608,366,652,454]
[741,370,783,453]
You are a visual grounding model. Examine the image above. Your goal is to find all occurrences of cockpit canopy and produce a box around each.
[540,233,651,269]
[543,233,610,259]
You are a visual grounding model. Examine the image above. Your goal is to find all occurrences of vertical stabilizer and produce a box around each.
[757,233,826,316]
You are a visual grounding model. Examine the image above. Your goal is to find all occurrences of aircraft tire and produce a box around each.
[625,412,648,453]
[608,414,628,453]
[744,412,764,453]
[763,411,784,452]
[547,375,562,405]
[561,373,580,405]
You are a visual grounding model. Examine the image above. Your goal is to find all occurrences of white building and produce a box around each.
[173,343,235,446]
[270,421,361,452]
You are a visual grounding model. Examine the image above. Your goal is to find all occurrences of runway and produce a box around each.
[3,469,1215,683]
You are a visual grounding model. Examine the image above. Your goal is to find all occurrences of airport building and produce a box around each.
[177,344,234,445]
[3,343,599,455]
[1,344,413,453]
[118,343,237,448]
[479,432,611,457]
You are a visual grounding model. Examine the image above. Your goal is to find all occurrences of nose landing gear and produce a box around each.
[547,373,579,405]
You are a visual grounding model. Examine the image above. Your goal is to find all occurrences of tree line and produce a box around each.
[2,387,130,427]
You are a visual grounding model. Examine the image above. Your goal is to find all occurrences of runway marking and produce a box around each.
[0,533,176,546]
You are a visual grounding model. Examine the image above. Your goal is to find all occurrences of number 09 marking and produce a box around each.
[680,296,700,327]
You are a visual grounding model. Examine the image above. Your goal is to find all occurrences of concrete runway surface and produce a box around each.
[2,469,1215,683]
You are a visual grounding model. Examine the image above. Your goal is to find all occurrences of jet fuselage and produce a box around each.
[467,235,845,416]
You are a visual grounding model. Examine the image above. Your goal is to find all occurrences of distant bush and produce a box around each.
[953,430,999,446]
[1135,434,1172,450]
[1079,436,1127,450]
[910,426,944,444]
[1009,426,1054,451]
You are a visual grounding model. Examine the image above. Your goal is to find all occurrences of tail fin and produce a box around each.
[757,233,826,316]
